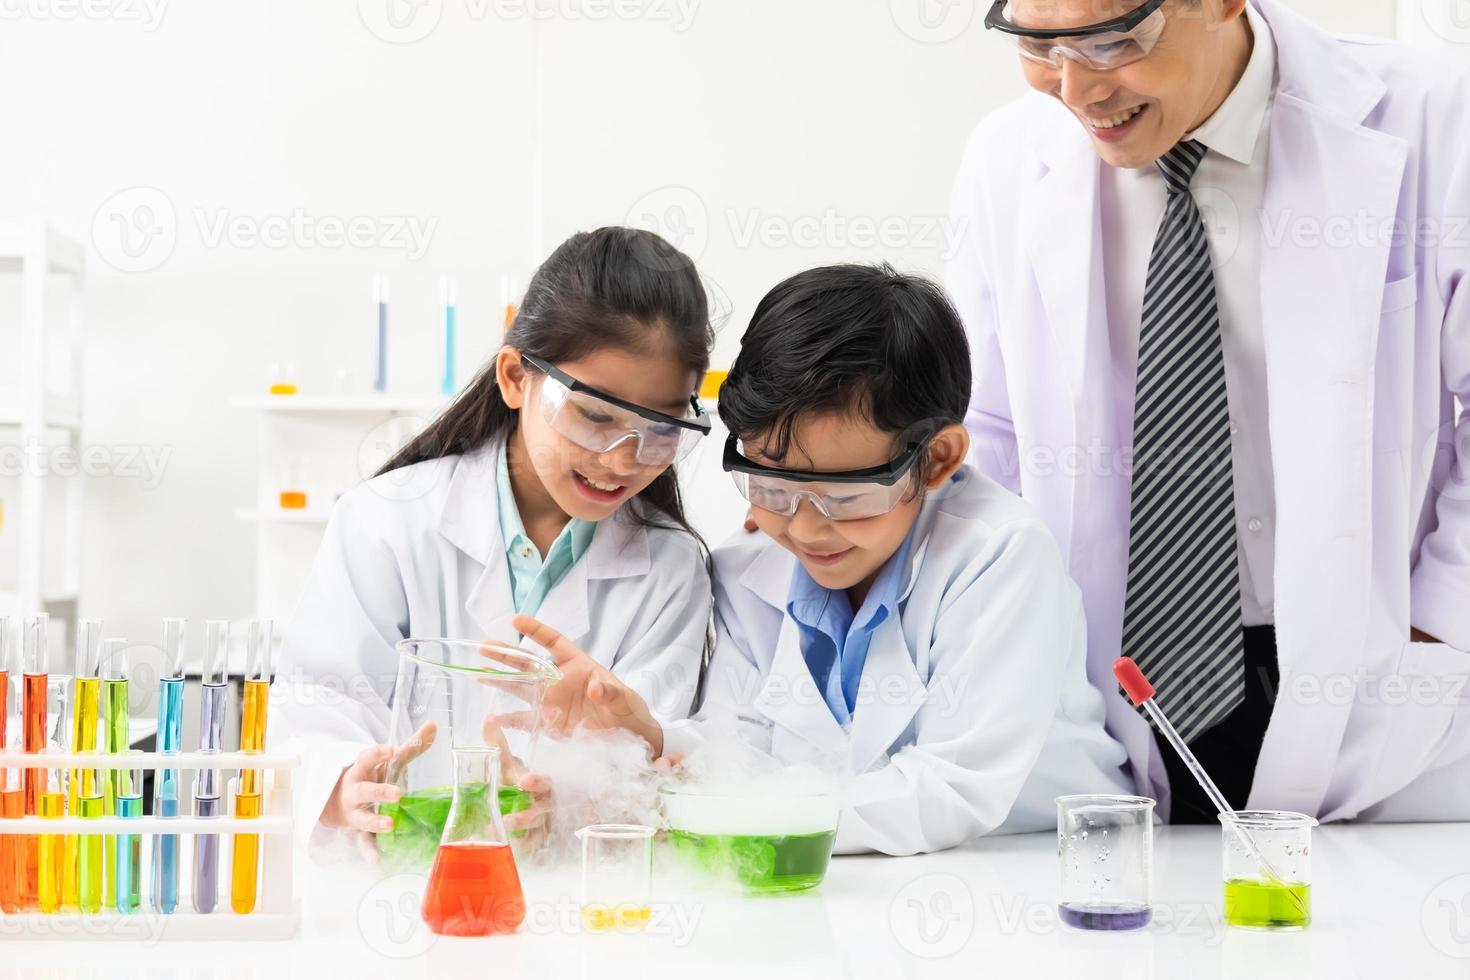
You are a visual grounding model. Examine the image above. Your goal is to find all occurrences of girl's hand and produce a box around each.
[481,715,552,844]
[508,614,665,757]
[320,721,436,863]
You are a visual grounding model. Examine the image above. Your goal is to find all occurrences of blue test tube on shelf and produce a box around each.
[151,618,186,914]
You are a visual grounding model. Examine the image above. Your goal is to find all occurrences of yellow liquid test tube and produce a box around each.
[37,791,64,913]
[231,619,273,914]
[65,620,103,913]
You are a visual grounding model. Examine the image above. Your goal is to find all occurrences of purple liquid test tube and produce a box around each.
[193,620,229,914]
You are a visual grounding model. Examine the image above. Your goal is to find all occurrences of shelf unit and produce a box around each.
[0,223,87,650]
[232,393,445,623]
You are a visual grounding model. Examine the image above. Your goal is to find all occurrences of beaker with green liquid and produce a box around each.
[1220,810,1316,931]
[377,638,561,871]
[661,786,840,894]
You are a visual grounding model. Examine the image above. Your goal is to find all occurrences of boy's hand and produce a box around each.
[508,614,665,757]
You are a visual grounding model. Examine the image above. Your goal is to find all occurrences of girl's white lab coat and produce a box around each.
[947,0,1470,821]
[666,467,1132,856]
[271,440,712,838]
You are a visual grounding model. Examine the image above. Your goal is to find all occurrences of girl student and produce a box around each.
[272,227,716,856]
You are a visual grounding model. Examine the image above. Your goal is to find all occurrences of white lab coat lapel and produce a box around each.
[740,546,849,756]
[847,538,930,775]
[1247,0,1407,814]
[437,443,520,643]
[1021,115,1116,559]
[535,510,651,655]
[437,440,654,650]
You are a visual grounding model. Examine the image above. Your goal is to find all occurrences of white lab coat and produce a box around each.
[271,439,712,838]
[947,0,1470,821]
[665,467,1132,856]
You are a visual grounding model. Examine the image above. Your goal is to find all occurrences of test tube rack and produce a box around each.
[0,749,301,940]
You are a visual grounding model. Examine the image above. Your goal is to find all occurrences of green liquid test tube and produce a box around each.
[115,767,144,914]
[77,789,104,914]
[100,638,129,910]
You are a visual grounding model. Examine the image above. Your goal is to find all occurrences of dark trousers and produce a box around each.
[1160,625,1279,824]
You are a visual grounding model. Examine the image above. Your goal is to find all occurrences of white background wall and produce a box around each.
[0,0,1436,656]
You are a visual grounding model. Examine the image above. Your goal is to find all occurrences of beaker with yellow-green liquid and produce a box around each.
[1220,810,1316,931]
[377,638,560,870]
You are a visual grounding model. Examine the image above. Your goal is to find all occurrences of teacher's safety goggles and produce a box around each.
[723,434,930,521]
[523,353,711,466]
[984,0,1168,71]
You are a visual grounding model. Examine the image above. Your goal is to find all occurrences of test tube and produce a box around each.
[115,764,144,913]
[440,276,457,396]
[77,764,104,914]
[21,613,49,909]
[373,275,389,392]
[0,760,20,914]
[151,617,186,914]
[64,618,102,912]
[100,638,129,909]
[0,622,15,915]
[232,618,273,914]
[193,619,229,914]
[36,773,65,914]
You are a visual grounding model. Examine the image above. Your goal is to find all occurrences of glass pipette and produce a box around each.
[1113,656,1308,916]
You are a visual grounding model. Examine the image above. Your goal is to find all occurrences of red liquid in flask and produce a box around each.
[421,842,525,936]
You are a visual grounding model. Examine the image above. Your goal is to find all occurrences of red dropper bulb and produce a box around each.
[1113,657,1155,707]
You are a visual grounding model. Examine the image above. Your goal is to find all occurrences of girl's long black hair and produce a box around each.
[377,226,713,547]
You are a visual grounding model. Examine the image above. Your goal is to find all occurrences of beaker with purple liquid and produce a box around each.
[1056,794,1155,931]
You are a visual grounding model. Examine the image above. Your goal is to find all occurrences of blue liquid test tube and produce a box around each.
[193,619,228,914]
[151,618,186,914]
[440,276,457,396]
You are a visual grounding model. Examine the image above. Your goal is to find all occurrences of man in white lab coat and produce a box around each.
[948,0,1470,821]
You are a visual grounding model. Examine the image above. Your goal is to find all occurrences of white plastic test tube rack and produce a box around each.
[0,749,301,940]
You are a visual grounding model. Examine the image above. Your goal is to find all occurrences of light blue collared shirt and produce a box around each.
[496,446,597,616]
[785,531,914,726]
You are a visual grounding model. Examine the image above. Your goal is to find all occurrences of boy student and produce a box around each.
[513,264,1130,855]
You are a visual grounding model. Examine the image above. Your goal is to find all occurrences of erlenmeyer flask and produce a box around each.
[421,746,526,937]
[380,638,560,871]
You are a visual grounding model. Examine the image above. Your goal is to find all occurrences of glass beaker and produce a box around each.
[379,638,561,870]
[1056,794,1155,931]
[1220,810,1315,931]
[577,824,655,933]
[421,746,525,936]
[661,785,840,894]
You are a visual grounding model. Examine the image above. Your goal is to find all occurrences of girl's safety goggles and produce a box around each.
[522,353,711,467]
[985,0,1168,71]
[723,434,929,521]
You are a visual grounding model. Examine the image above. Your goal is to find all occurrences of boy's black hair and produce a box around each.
[719,263,972,488]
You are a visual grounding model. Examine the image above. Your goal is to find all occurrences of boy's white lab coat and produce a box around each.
[666,467,1132,856]
[946,0,1470,820]
[271,439,711,837]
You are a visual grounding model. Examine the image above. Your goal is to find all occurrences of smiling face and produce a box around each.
[743,412,969,605]
[1010,0,1249,169]
[498,340,699,523]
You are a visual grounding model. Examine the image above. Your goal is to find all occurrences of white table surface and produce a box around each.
[2,821,1467,978]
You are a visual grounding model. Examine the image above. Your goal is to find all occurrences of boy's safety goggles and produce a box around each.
[985,0,1168,71]
[723,434,929,521]
[522,353,711,466]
